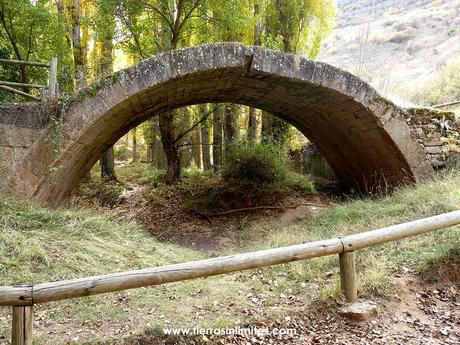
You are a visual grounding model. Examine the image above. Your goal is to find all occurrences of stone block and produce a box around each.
[339,301,378,321]
[425,146,443,154]
[425,138,442,146]
[0,147,14,165]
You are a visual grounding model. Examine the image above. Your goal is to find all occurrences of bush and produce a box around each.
[138,167,164,185]
[181,142,314,212]
[221,142,314,193]
[222,142,289,184]
[285,171,315,194]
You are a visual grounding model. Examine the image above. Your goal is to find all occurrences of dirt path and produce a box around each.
[111,184,330,254]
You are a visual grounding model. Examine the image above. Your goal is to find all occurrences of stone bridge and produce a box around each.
[0,43,438,204]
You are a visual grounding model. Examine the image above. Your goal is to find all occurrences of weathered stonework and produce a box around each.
[403,107,459,169]
[0,103,59,183]
[0,43,434,204]
[303,107,460,179]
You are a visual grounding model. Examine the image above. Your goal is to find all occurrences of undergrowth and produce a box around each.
[0,195,203,285]
[77,179,124,207]
[183,143,315,211]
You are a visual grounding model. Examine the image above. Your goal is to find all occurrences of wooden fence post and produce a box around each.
[339,251,357,303]
[48,57,58,99]
[11,306,33,345]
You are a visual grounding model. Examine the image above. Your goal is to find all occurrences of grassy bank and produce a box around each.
[0,171,459,344]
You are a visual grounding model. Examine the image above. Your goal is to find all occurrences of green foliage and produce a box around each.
[180,142,314,211]
[222,142,289,184]
[203,0,254,43]
[221,141,314,194]
[284,171,315,194]
[0,0,72,102]
[263,0,336,57]
[447,27,457,37]
[0,47,21,102]
[138,167,164,185]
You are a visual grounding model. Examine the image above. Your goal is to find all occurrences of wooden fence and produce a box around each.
[1,209,460,344]
[432,100,460,108]
[0,57,58,101]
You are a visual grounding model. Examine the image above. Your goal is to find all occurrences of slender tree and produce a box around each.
[193,118,202,169]
[200,104,211,170]
[224,103,239,154]
[247,2,263,146]
[261,0,336,144]
[132,127,138,163]
[70,0,86,90]
[212,106,223,171]
[94,0,118,180]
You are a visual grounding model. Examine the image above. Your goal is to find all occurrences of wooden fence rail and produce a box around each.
[0,57,57,101]
[432,100,460,108]
[2,209,460,344]
[0,59,50,68]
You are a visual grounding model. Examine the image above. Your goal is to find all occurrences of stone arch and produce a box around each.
[5,43,432,204]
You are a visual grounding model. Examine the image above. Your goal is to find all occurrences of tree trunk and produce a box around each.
[253,3,263,46]
[201,104,211,171]
[212,106,223,172]
[100,147,117,180]
[147,144,153,163]
[125,132,129,161]
[154,140,166,169]
[224,103,238,154]
[160,111,181,184]
[98,13,116,180]
[247,107,258,147]
[57,0,72,46]
[193,123,202,169]
[181,107,193,168]
[132,127,138,163]
[71,0,86,91]
[149,117,166,169]
[247,4,262,147]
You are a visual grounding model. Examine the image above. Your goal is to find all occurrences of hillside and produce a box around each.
[319,0,460,105]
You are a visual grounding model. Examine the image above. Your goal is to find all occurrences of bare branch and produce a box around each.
[142,1,174,33]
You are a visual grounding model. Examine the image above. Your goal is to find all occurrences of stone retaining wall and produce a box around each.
[302,107,459,180]
[0,103,59,182]
[403,107,459,169]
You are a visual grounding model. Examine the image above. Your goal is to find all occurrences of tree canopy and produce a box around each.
[0,0,336,183]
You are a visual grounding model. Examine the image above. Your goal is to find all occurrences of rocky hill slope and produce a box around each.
[319,0,460,104]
